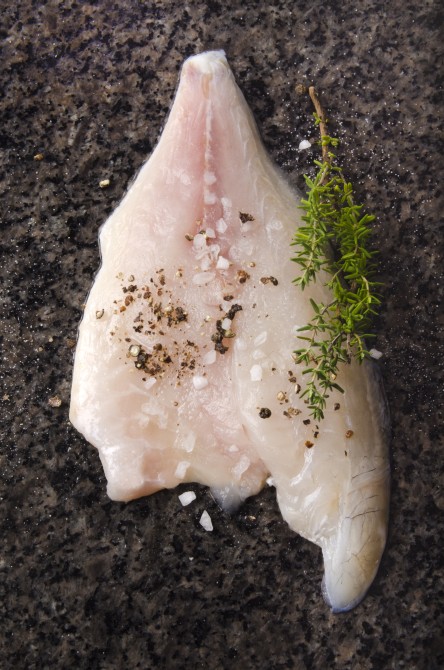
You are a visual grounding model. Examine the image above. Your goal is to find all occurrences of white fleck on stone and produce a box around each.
[221,317,232,330]
[192,272,216,286]
[298,139,312,151]
[175,461,191,479]
[203,349,217,365]
[178,490,196,506]
[228,444,239,453]
[369,348,383,360]
[199,510,213,531]
[250,364,263,381]
[266,476,275,487]
[216,255,230,270]
[144,377,157,390]
[192,375,208,390]
[206,227,216,238]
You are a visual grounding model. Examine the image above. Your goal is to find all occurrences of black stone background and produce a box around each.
[1,1,443,668]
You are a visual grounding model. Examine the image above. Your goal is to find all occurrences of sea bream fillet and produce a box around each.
[70,50,390,612]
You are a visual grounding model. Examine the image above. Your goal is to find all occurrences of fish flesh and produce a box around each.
[70,50,390,612]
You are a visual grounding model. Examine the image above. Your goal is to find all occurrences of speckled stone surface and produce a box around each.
[1,1,443,668]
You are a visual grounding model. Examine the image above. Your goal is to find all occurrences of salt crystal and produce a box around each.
[178,491,196,506]
[250,364,263,381]
[369,348,383,360]
[193,272,215,286]
[144,377,157,390]
[252,349,266,360]
[203,349,217,365]
[192,375,208,390]
[254,331,268,346]
[193,234,207,251]
[298,139,312,151]
[216,255,230,270]
[209,244,221,260]
[221,196,232,215]
[200,510,213,531]
[234,338,247,351]
[266,476,274,487]
[200,256,211,271]
[175,461,190,479]
[206,227,216,238]
[221,317,232,330]
[232,455,250,479]
[216,218,227,233]
[204,191,217,205]
[228,444,239,452]
[204,171,217,185]
[183,432,196,453]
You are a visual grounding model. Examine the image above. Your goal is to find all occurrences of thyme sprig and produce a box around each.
[292,87,381,421]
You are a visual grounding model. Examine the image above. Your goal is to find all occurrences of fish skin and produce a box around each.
[70,50,390,611]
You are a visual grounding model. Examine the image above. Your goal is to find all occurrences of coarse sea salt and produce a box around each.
[250,364,263,381]
[216,255,230,270]
[203,349,217,365]
[182,431,196,453]
[232,455,250,479]
[204,191,217,205]
[175,461,190,479]
[369,348,383,360]
[178,491,196,506]
[192,375,208,390]
[254,331,268,346]
[204,170,217,185]
[192,272,215,286]
[199,510,213,531]
[193,233,207,251]
[216,218,227,233]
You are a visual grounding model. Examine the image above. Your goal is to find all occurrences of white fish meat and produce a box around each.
[70,50,390,612]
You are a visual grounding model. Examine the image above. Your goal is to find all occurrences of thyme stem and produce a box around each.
[308,86,329,166]
[291,89,381,421]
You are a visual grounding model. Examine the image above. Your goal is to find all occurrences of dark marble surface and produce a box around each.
[1,1,443,668]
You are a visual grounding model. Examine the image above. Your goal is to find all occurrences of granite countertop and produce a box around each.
[1,1,443,668]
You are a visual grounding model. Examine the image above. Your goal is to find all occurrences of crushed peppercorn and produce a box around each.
[239,212,255,223]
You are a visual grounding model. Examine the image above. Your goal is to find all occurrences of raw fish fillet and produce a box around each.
[70,50,390,612]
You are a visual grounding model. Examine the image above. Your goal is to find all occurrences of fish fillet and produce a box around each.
[70,50,390,612]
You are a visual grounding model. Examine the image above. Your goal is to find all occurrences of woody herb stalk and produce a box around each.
[292,87,382,421]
